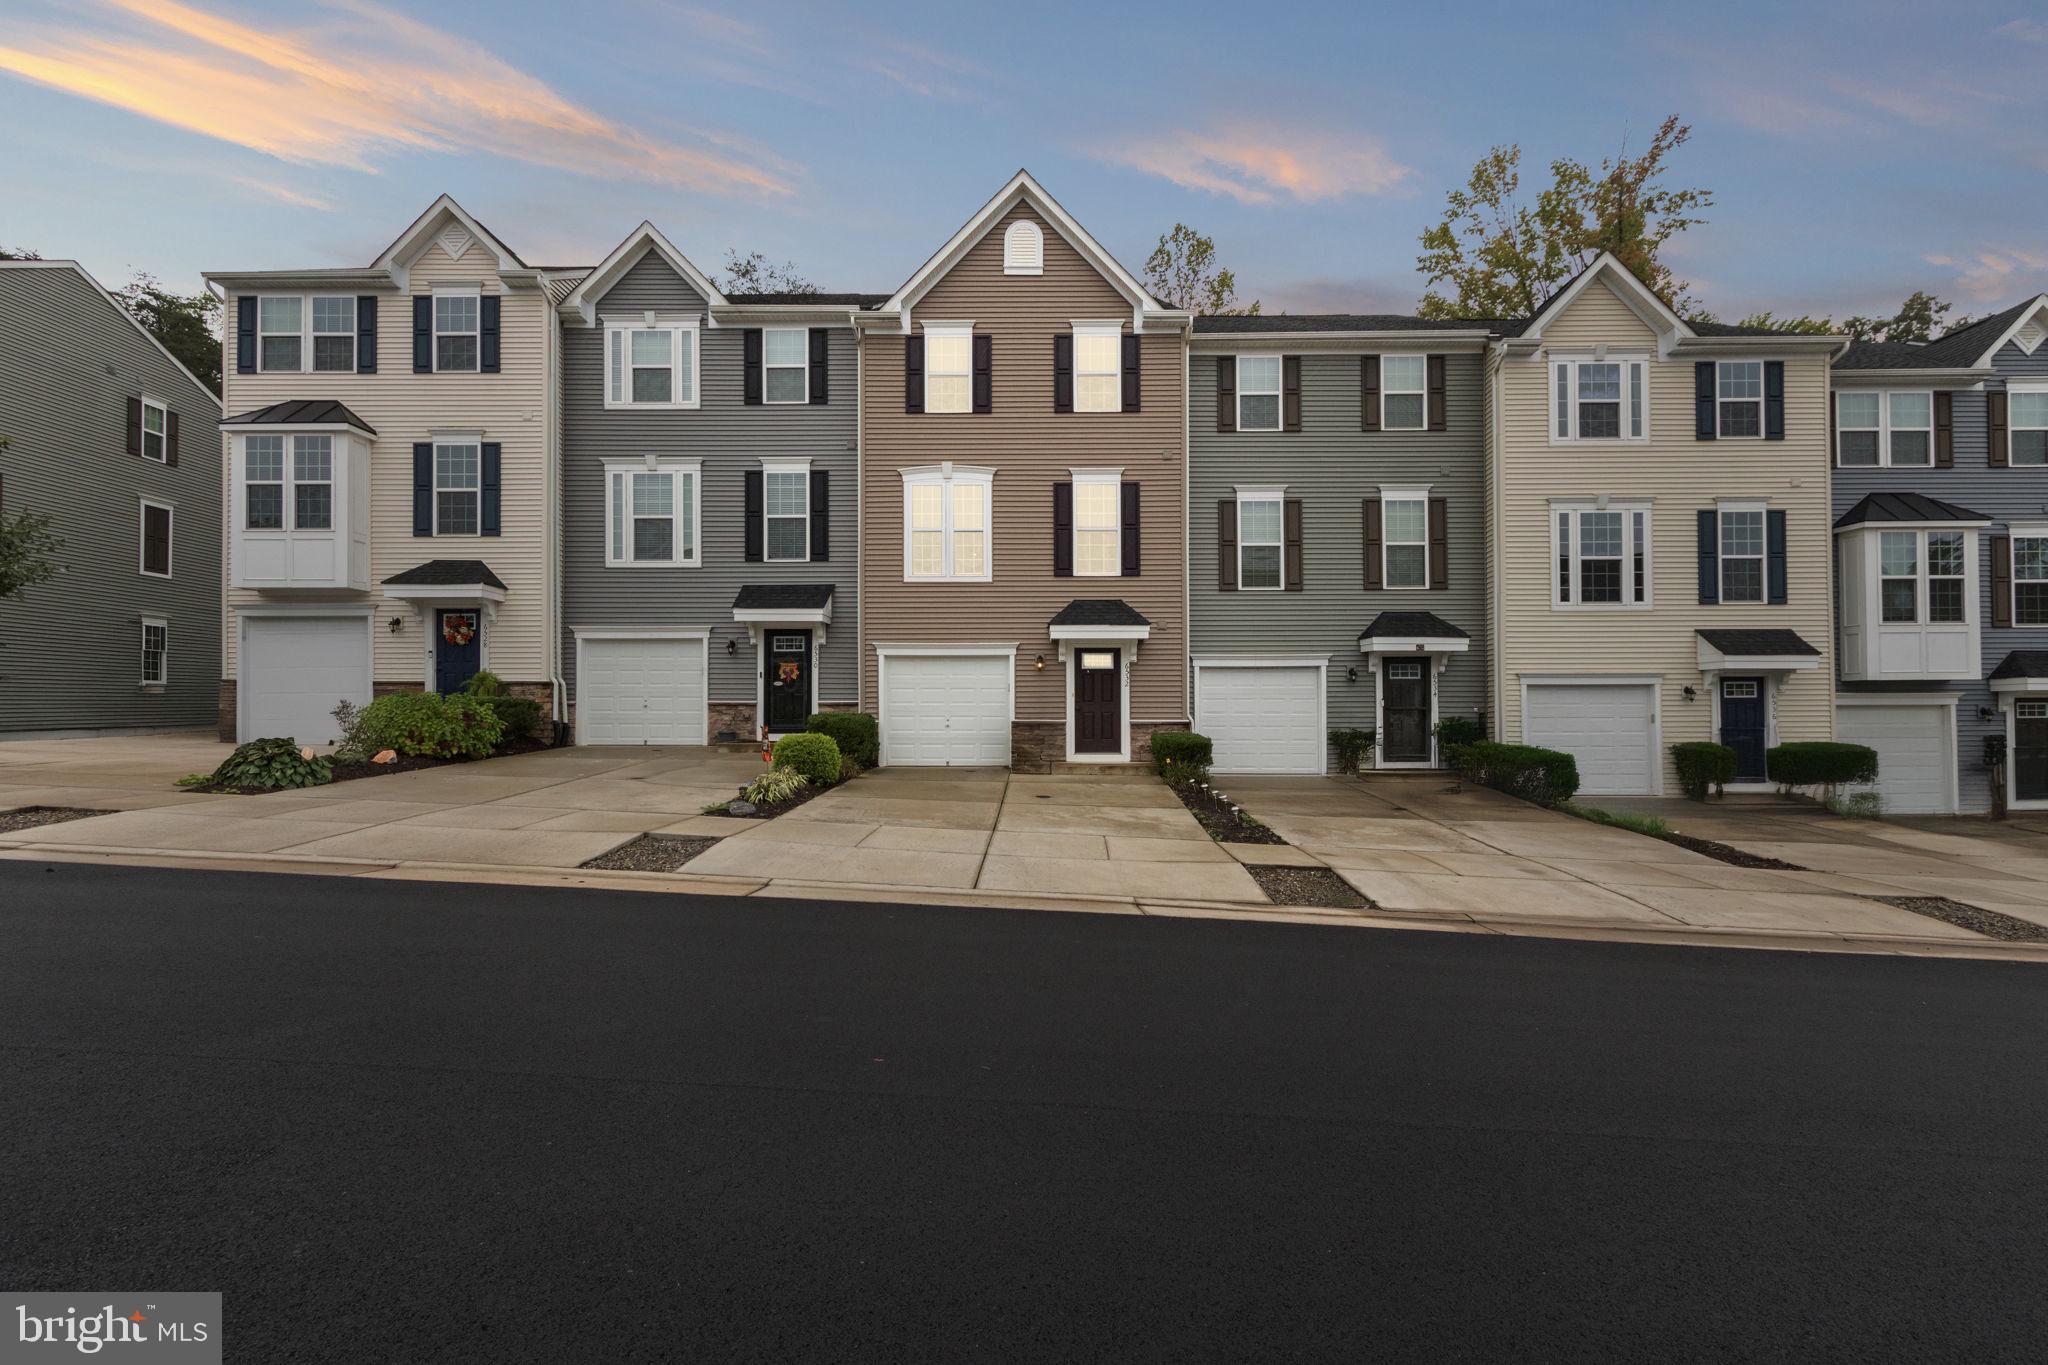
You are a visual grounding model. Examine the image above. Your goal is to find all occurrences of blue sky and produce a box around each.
[3,0,2045,321]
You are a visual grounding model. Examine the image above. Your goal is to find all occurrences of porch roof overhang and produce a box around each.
[1048,599,1151,641]
[381,559,507,604]
[223,399,377,435]
[1989,651,2048,693]
[731,583,834,625]
[1696,628,1822,672]
[1358,610,1470,653]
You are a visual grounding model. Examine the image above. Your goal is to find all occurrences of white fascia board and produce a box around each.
[1989,676,2048,694]
[1360,637,1471,654]
[1695,643,1822,671]
[1835,692,1959,706]
[1831,369,1994,387]
[1517,253,1693,351]
[1048,623,1152,641]
[383,583,508,605]
[732,606,833,626]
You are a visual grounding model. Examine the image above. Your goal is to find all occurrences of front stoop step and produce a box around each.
[1054,764,1160,779]
[1352,768,1455,779]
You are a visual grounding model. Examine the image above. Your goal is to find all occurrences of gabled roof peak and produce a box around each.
[373,194,527,278]
[559,220,728,323]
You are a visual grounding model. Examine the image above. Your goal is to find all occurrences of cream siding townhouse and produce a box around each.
[1486,255,1843,795]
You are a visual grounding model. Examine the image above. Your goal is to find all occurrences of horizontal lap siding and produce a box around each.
[1188,350,1489,735]
[0,267,222,731]
[221,242,551,684]
[559,250,859,707]
[859,203,1188,723]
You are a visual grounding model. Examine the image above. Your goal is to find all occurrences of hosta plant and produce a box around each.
[209,737,333,791]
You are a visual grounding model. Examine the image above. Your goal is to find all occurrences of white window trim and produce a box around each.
[1379,487,1430,591]
[238,433,336,534]
[1877,528,1969,626]
[290,434,335,533]
[1550,355,1650,444]
[2008,379,2048,468]
[256,295,304,374]
[139,616,168,686]
[138,496,173,579]
[1235,486,1286,592]
[922,322,974,414]
[139,395,168,463]
[762,457,812,564]
[309,294,357,373]
[1071,321,1122,414]
[1838,390,1935,468]
[1714,359,1765,440]
[432,436,483,537]
[901,462,994,582]
[1071,468,1121,577]
[602,457,701,568]
[1551,499,1653,610]
[1381,354,1428,431]
[762,326,808,405]
[2013,531,2048,627]
[602,316,700,410]
[1717,498,1767,605]
[432,284,481,374]
[1002,220,1043,276]
[1236,354,1283,432]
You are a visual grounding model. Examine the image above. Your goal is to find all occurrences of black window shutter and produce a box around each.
[479,295,501,373]
[1697,508,1719,604]
[1990,390,2009,467]
[125,395,141,457]
[1764,361,1785,440]
[1360,356,1380,433]
[1934,391,1953,467]
[742,329,763,405]
[743,470,764,561]
[356,295,378,373]
[412,443,433,535]
[1284,497,1305,589]
[166,410,180,467]
[1216,357,1236,432]
[809,471,830,560]
[972,334,993,413]
[1766,509,1787,604]
[1993,536,2013,627]
[1694,362,1716,440]
[1428,495,1448,589]
[412,296,432,373]
[808,328,828,405]
[1282,356,1303,432]
[1121,334,1141,413]
[236,296,257,374]
[1362,498,1383,590]
[904,335,924,413]
[1121,481,1141,576]
[1427,356,1448,432]
[1052,334,1073,413]
[1052,481,1073,577]
[1218,500,1237,590]
[480,443,502,536]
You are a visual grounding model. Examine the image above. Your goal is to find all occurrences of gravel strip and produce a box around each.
[580,834,720,873]
[1247,865,1374,910]
[1866,895,2048,942]
[1662,830,1806,870]
[1167,783,1288,844]
[0,806,111,834]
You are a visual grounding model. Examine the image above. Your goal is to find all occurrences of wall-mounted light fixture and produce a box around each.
[725,637,738,656]
[1346,666,1358,683]
[1682,685,1697,702]
[1980,705,2000,722]
[1034,654,1046,670]
[388,616,405,634]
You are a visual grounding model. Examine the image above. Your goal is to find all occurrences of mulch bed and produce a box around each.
[1866,895,2048,943]
[581,834,721,873]
[183,737,556,794]
[704,781,826,821]
[1168,781,1287,845]
[1660,829,1807,870]
[1247,865,1373,910]
[0,806,110,834]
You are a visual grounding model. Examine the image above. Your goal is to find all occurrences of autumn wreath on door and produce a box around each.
[442,613,477,647]
[776,660,801,685]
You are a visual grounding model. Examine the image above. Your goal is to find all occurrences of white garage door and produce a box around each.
[242,615,370,745]
[882,654,1011,766]
[578,636,705,745]
[1524,682,1657,796]
[1196,664,1325,773]
[1836,703,1955,814]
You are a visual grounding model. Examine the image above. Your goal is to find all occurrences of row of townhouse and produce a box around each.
[194,173,2048,815]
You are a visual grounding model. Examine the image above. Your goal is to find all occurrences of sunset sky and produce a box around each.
[3,0,2045,319]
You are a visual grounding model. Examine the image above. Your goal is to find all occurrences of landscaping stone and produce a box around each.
[1866,895,2048,943]
[1247,865,1373,909]
[580,834,720,873]
[0,806,110,834]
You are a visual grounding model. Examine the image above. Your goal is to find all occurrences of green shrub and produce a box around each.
[1328,728,1376,773]
[1435,716,1485,749]
[460,670,507,698]
[1670,741,1738,801]
[1767,741,1878,790]
[743,768,807,806]
[210,737,332,791]
[486,695,545,744]
[1449,740,1581,807]
[1151,730,1213,781]
[773,732,842,786]
[1826,790,1885,819]
[355,691,504,760]
[806,711,878,768]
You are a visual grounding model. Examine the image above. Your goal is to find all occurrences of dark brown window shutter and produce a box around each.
[1284,497,1305,590]
[1218,500,1237,590]
[1934,391,1953,467]
[125,395,141,457]
[1216,356,1236,432]
[1120,480,1140,576]
[742,329,763,405]
[1428,496,1449,589]
[1360,356,1380,433]
[904,335,924,413]
[1990,390,2010,467]
[1282,356,1302,432]
[743,470,764,562]
[1052,481,1073,577]
[808,328,828,405]
[809,470,829,560]
[1362,498,1383,589]
[1993,535,2013,628]
[972,333,993,413]
[1427,356,1448,432]
[166,410,180,467]
[1121,334,1141,413]
[1052,334,1073,413]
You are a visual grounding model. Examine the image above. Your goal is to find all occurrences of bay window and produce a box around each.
[605,320,697,408]
[244,436,285,529]
[2015,536,2048,626]
[1554,502,1650,607]
[293,436,333,530]
[1237,493,1284,589]
[1880,529,1964,624]
[604,460,699,567]
[1237,356,1282,431]
[902,465,992,580]
[1552,357,1647,441]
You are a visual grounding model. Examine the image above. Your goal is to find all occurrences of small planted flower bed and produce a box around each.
[1150,730,1286,844]
[699,715,877,822]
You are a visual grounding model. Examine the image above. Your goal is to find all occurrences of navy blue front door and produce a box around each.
[1720,677,1767,781]
[435,609,481,694]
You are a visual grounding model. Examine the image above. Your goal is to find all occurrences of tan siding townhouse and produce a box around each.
[1486,255,1843,795]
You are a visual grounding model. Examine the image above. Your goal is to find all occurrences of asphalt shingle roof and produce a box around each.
[383,560,506,590]
[1696,628,1820,658]
[733,584,834,612]
[1834,491,1992,529]
[1359,611,1470,640]
[1991,651,2048,682]
[222,399,376,434]
[728,292,888,307]
[1193,314,1503,334]
[1049,599,1151,628]
[1833,298,2035,372]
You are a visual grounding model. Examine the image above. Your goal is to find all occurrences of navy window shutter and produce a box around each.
[1052,335,1073,413]
[742,330,763,405]
[1052,482,1073,577]
[412,297,432,373]
[1767,510,1788,604]
[480,443,501,536]
[412,443,434,535]
[1121,334,1141,413]
[1694,362,1716,440]
[236,296,257,374]
[1697,508,1719,604]
[1764,361,1785,441]
[479,295,500,373]
[972,334,993,413]
[809,471,829,560]
[356,295,377,373]
[904,336,924,413]
[1121,481,1141,576]
[808,328,828,405]
[743,471,764,561]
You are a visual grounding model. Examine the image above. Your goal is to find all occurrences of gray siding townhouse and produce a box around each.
[1187,316,1495,772]
[0,260,221,736]
[556,224,872,744]
[1830,293,2048,814]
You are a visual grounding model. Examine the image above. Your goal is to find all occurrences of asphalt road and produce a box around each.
[2,861,2044,1363]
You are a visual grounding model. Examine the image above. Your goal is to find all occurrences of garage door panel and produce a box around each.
[1525,683,1656,796]
[579,637,705,746]
[243,616,370,745]
[882,655,1010,766]
[1836,704,1953,814]
[1197,665,1324,774]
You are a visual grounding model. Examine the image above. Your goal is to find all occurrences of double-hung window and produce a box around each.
[1554,502,1650,607]
[258,297,302,372]
[434,289,480,372]
[764,464,810,562]
[1553,357,1647,441]
[1886,392,1933,466]
[1381,492,1428,588]
[1879,532,1918,622]
[140,397,167,462]
[434,441,480,535]
[2016,536,2048,626]
[1074,325,1121,413]
[902,465,992,581]
[243,435,336,531]
[293,436,333,530]
[2011,387,2048,466]
[605,320,697,408]
[1879,530,1966,624]
[1836,392,1882,466]
[763,328,807,403]
[1719,504,1765,603]
[605,460,699,567]
[1381,356,1427,430]
[244,436,285,529]
[312,297,355,372]
[1841,392,1935,467]
[1237,492,1284,590]
[140,619,167,686]
[1237,356,1282,431]
[1716,361,1763,438]
[924,327,972,414]
[1072,471,1120,576]
[139,499,172,578]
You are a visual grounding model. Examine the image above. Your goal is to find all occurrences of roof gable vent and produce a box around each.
[1003,219,1043,276]
[2016,311,2046,355]
[438,223,475,260]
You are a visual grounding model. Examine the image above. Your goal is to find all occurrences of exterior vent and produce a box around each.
[438,224,474,260]
[2017,315,2047,355]
[1003,220,1043,276]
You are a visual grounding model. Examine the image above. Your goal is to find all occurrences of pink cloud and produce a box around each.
[1097,123,1412,206]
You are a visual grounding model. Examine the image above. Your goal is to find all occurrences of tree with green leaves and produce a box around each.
[1844,291,1968,344]
[115,274,222,394]
[720,249,816,296]
[0,436,64,607]
[1417,116,1713,319]
[1144,224,1259,315]
[1725,311,1837,335]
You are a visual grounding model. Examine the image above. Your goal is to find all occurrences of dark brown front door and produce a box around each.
[1074,648,1121,755]
[1382,658,1431,763]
